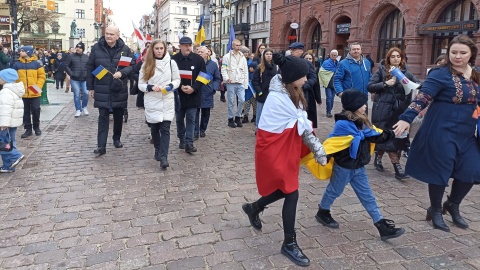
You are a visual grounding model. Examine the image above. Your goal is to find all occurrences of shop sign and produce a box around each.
[336,23,350,34]
[0,16,10,25]
[287,35,297,41]
[418,20,479,34]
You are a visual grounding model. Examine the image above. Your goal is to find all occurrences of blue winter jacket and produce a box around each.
[200,59,221,108]
[334,53,372,95]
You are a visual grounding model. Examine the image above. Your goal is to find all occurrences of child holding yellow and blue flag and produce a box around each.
[316,89,405,241]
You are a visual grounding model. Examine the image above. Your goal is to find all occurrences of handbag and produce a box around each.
[130,80,139,95]
[0,129,13,152]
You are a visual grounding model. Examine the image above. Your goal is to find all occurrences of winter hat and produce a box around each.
[248,61,258,70]
[341,89,368,112]
[0,68,19,83]
[272,53,309,84]
[20,46,34,57]
[76,42,85,51]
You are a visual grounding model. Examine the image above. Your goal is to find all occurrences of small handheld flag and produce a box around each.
[179,70,193,80]
[28,85,42,94]
[92,65,109,80]
[118,56,133,67]
[161,85,174,94]
[196,71,212,85]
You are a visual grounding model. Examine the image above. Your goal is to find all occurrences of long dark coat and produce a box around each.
[53,58,66,81]
[86,37,134,109]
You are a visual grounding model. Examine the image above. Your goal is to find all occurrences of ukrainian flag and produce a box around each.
[195,15,206,45]
[92,65,108,80]
[196,71,213,85]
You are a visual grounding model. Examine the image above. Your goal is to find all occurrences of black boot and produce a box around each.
[426,207,450,232]
[33,127,42,136]
[154,149,161,161]
[443,196,468,229]
[21,129,33,138]
[242,202,264,230]
[235,116,243,127]
[315,208,339,228]
[374,219,405,241]
[251,115,256,123]
[393,163,409,180]
[227,118,236,128]
[220,92,226,102]
[374,153,384,172]
[281,233,310,266]
[160,157,169,169]
[242,116,249,123]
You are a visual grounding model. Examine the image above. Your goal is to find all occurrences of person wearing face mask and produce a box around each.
[138,39,180,169]
[394,35,480,232]
[367,47,419,180]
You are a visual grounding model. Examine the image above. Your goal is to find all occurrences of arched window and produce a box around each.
[432,0,478,62]
[311,23,321,57]
[377,9,405,62]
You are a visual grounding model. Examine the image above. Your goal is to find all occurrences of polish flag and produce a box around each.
[28,85,42,94]
[146,34,152,42]
[118,56,133,67]
[132,21,146,51]
[179,70,192,80]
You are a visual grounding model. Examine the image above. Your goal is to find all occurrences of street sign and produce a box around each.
[290,23,299,29]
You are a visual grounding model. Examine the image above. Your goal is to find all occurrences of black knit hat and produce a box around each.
[76,42,85,51]
[273,53,309,84]
[341,89,368,112]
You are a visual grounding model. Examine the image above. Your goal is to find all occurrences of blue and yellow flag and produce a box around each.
[196,71,213,85]
[92,65,108,80]
[195,15,206,45]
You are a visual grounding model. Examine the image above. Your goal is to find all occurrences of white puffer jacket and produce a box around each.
[0,82,26,128]
[138,53,180,123]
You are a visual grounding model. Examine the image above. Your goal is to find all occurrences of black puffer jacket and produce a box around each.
[65,52,89,81]
[251,62,278,103]
[86,37,134,109]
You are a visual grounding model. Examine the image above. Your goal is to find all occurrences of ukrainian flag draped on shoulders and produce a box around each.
[301,120,383,180]
[318,58,338,88]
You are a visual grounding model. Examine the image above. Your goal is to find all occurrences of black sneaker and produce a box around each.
[179,143,185,149]
[315,208,339,228]
[374,219,405,241]
[200,131,206,137]
[21,130,33,138]
[34,128,42,136]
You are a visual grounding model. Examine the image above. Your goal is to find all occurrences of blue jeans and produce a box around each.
[0,127,23,170]
[195,108,211,135]
[176,107,196,146]
[325,87,336,114]
[226,83,245,119]
[319,165,383,223]
[71,80,89,111]
[255,101,264,127]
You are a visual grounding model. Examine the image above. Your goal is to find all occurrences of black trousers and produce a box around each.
[150,121,171,159]
[23,97,41,130]
[256,189,299,235]
[97,108,123,148]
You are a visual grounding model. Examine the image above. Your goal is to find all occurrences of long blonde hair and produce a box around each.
[285,82,307,109]
[344,110,372,129]
[141,39,167,81]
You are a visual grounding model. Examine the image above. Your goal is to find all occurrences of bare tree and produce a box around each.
[16,4,60,36]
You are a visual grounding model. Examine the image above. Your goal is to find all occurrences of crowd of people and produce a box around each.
[0,27,478,266]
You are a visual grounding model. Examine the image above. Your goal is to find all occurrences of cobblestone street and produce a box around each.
[0,85,479,269]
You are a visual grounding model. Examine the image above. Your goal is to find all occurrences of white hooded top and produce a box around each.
[0,82,26,128]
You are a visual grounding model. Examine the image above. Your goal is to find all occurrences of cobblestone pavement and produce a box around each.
[0,86,479,270]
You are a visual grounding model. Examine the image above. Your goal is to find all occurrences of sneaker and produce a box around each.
[82,107,89,116]
[0,167,14,173]
[315,208,339,228]
[10,155,25,169]
[34,128,42,136]
[374,218,405,241]
[326,113,333,118]
[75,110,81,118]
[21,130,33,138]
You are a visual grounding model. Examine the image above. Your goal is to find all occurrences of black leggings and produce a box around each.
[428,179,474,208]
[256,189,299,235]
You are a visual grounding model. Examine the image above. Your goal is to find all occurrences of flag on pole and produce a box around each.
[28,85,42,94]
[226,22,235,52]
[179,70,193,80]
[118,56,133,67]
[195,15,206,45]
[92,65,109,80]
[196,71,212,85]
[132,21,146,51]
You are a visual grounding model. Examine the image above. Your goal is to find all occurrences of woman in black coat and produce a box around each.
[301,52,322,128]
[252,48,278,127]
[53,52,67,89]
[367,47,420,180]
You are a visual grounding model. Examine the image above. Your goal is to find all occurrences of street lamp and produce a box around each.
[51,21,60,50]
[163,28,171,43]
[93,22,103,41]
[208,2,229,55]
[179,19,190,36]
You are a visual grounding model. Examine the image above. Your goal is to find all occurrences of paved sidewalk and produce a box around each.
[0,85,479,269]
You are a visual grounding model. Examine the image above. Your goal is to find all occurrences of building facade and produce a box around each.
[270,0,480,78]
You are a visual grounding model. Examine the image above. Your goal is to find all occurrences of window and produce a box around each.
[377,9,405,62]
[263,1,267,21]
[55,3,58,13]
[75,9,85,19]
[246,7,250,23]
[254,4,257,23]
[38,21,45,33]
[195,8,199,15]
[183,7,187,15]
[176,7,181,13]
[77,28,85,38]
[432,0,478,62]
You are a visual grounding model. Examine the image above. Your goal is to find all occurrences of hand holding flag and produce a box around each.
[28,84,42,94]
[92,65,109,80]
[161,84,174,94]
[196,71,213,85]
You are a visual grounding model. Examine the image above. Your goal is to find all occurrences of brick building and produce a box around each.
[270,0,480,78]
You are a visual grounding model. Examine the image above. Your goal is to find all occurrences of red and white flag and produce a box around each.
[132,21,146,51]
[28,85,42,94]
[179,70,193,80]
[146,33,152,42]
[118,56,133,67]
